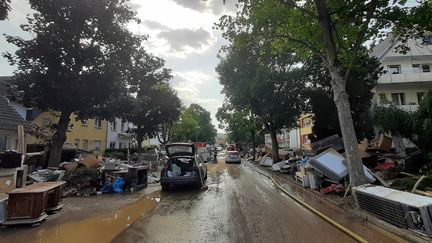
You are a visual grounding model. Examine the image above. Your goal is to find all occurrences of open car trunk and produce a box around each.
[166,157,198,177]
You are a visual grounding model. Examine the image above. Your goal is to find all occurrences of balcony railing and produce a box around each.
[378,72,432,84]
[375,103,419,112]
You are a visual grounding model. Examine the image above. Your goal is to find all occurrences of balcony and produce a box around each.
[375,103,419,112]
[378,72,432,84]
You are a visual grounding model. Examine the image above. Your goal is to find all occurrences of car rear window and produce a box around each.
[228,151,238,155]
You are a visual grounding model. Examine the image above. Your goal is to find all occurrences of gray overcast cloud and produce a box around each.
[157,28,212,52]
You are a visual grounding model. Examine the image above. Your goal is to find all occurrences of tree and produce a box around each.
[171,104,217,143]
[217,0,413,186]
[371,105,414,156]
[413,90,432,153]
[216,103,262,159]
[304,53,382,140]
[216,32,306,163]
[156,85,182,146]
[4,0,140,166]
[124,48,178,151]
[128,83,181,151]
[0,0,11,20]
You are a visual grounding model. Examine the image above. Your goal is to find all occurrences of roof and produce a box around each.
[371,34,432,61]
[0,77,26,131]
[370,34,398,60]
[0,96,26,131]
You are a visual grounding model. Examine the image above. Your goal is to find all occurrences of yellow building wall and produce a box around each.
[300,126,313,136]
[28,112,108,154]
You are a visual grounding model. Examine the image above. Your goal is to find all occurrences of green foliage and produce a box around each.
[371,105,414,137]
[216,32,306,135]
[4,0,141,118]
[413,90,432,152]
[171,104,217,143]
[304,54,382,139]
[216,103,261,144]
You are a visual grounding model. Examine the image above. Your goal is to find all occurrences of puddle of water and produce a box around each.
[20,196,158,243]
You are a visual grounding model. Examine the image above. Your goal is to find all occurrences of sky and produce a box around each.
[0,0,239,132]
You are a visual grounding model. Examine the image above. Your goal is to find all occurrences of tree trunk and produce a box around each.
[315,0,368,186]
[48,111,71,167]
[136,129,144,154]
[269,127,279,164]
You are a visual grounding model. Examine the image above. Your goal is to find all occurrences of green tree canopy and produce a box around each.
[216,31,306,162]
[171,104,217,143]
[4,0,141,166]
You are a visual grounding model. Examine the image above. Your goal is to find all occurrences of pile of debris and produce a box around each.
[260,133,432,237]
[28,152,162,197]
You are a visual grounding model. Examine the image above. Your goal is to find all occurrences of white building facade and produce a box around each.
[106,118,135,149]
[371,35,432,112]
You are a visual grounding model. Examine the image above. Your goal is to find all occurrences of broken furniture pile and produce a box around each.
[0,149,162,227]
[28,153,156,196]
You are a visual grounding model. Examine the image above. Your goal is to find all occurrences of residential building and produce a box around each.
[28,112,108,154]
[264,129,291,149]
[371,35,432,112]
[0,82,26,152]
[107,118,134,149]
[298,113,315,150]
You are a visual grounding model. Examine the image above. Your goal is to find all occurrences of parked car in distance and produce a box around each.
[225,151,241,164]
[160,143,207,190]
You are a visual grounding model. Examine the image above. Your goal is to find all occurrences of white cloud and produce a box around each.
[171,71,223,130]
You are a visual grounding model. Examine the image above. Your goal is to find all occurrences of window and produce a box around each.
[417,92,425,103]
[121,122,126,132]
[109,141,116,149]
[422,64,431,73]
[412,64,421,73]
[25,109,33,121]
[391,93,406,105]
[81,119,88,126]
[74,139,80,149]
[119,142,123,149]
[110,121,117,131]
[93,140,101,150]
[388,65,401,74]
[94,117,102,128]
[0,135,8,152]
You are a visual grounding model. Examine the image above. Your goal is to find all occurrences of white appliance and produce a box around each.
[354,184,432,236]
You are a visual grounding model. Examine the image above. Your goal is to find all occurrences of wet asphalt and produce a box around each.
[113,159,404,243]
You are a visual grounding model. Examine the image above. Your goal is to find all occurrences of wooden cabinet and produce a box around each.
[4,182,65,225]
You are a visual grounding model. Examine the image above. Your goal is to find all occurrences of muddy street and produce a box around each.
[0,158,405,243]
[114,159,403,243]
